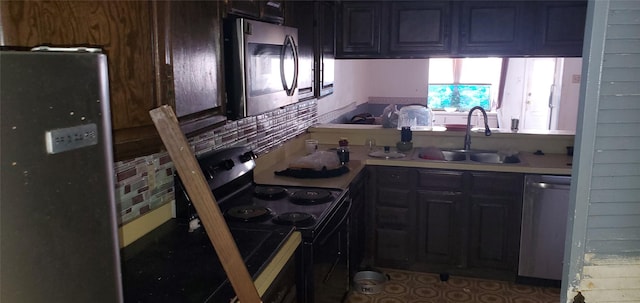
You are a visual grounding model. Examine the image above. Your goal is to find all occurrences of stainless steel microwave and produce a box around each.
[224,18,299,120]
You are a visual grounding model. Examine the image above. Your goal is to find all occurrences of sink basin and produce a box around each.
[419,148,520,164]
[441,150,467,161]
[469,152,520,164]
[418,148,466,161]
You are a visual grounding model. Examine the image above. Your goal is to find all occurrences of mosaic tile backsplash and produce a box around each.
[115,99,318,225]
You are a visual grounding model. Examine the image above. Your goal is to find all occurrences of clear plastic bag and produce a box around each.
[288,151,341,170]
[381,104,399,128]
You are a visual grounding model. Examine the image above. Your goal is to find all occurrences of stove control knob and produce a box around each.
[239,151,256,162]
[219,159,235,170]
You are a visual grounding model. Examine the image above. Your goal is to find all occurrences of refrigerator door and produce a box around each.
[1,50,123,302]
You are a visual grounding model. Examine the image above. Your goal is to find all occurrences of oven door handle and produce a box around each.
[318,198,352,247]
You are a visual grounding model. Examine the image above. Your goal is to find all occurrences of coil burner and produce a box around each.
[289,189,333,205]
[225,205,273,222]
[254,186,288,200]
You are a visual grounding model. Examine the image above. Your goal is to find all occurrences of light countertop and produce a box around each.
[254,145,573,189]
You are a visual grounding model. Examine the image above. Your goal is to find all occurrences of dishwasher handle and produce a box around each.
[529,181,570,191]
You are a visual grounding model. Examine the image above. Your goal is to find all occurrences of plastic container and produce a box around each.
[397,104,432,130]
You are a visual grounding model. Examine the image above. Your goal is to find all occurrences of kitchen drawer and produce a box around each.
[470,172,524,196]
[377,187,412,207]
[376,206,411,229]
[376,167,412,187]
[417,169,464,191]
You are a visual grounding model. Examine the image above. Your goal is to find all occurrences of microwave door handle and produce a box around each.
[281,35,298,96]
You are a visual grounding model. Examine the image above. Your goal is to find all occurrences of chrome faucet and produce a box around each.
[464,106,492,150]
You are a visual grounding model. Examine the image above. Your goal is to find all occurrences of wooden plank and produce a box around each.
[592,176,640,189]
[149,105,262,303]
[609,9,640,25]
[580,277,640,289]
[578,288,640,302]
[593,150,640,164]
[595,137,640,149]
[606,24,640,39]
[596,123,640,136]
[593,163,640,176]
[601,68,640,82]
[587,240,640,253]
[583,264,640,278]
[590,189,640,202]
[603,54,640,67]
[610,0,640,10]
[585,252,640,265]
[600,82,640,96]
[587,215,640,228]
[604,39,640,53]
[587,227,640,240]
[596,109,640,123]
[590,202,640,215]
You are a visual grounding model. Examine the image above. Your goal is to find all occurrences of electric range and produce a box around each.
[174,146,351,303]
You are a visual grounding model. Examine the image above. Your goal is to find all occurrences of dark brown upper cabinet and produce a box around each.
[225,0,285,24]
[285,1,316,100]
[0,1,165,160]
[532,1,587,56]
[338,1,454,58]
[317,1,336,97]
[337,0,587,59]
[457,1,529,56]
[389,1,452,56]
[161,0,226,135]
[1,0,230,161]
[286,1,336,100]
[337,1,383,57]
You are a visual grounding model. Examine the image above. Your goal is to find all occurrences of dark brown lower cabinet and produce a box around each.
[370,166,523,280]
[416,190,464,267]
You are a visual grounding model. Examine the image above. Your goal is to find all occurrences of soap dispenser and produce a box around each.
[396,126,413,152]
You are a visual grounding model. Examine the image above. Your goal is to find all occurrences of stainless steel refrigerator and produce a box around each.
[1,48,123,302]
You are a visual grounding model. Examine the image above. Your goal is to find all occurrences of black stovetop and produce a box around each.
[120,219,294,302]
[218,184,346,240]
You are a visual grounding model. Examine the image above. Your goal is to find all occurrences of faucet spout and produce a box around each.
[463,106,492,150]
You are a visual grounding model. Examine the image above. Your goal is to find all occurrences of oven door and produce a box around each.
[311,199,351,303]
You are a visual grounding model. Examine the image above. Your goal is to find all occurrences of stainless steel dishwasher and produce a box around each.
[519,175,571,281]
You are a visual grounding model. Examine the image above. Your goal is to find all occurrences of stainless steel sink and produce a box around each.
[469,152,520,164]
[419,148,520,164]
[441,150,467,161]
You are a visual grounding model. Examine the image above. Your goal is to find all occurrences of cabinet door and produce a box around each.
[389,1,452,55]
[225,0,284,23]
[0,1,163,160]
[376,228,414,264]
[338,2,382,57]
[226,0,261,19]
[458,1,529,55]
[416,190,464,266]
[468,172,523,272]
[285,1,315,100]
[468,195,517,271]
[318,1,336,97]
[167,0,225,134]
[532,1,587,56]
[261,1,285,24]
[349,170,367,276]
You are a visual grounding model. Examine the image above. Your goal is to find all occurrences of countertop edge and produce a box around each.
[254,146,572,189]
[253,231,301,297]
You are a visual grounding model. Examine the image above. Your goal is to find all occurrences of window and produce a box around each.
[427,58,503,111]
